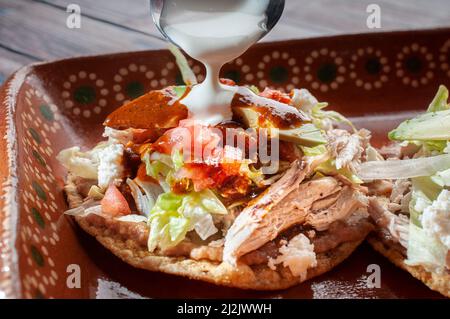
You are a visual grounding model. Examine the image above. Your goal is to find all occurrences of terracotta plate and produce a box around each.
[1,28,449,299]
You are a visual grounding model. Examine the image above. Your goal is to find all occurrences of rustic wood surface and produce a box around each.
[0,0,449,83]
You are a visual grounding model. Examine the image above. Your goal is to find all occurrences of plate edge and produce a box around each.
[0,65,35,298]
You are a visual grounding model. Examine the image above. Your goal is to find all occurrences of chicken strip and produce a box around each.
[223,161,342,265]
[306,186,367,231]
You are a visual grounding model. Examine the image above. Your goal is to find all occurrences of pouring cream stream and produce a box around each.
[159,0,270,125]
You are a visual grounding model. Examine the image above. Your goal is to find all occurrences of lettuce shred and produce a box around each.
[315,159,363,184]
[311,102,356,132]
[427,85,450,112]
[405,222,448,272]
[147,189,227,251]
[389,86,450,144]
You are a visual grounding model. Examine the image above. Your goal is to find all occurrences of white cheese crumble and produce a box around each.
[421,190,450,249]
[290,88,318,111]
[435,168,450,187]
[268,233,317,281]
[56,146,99,179]
[97,143,125,188]
[414,195,431,214]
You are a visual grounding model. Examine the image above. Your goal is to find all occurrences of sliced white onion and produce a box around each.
[84,205,103,215]
[64,205,86,217]
[127,178,163,217]
[116,214,148,223]
[135,178,163,214]
[126,178,147,214]
[64,199,102,217]
[193,213,218,240]
[357,153,450,181]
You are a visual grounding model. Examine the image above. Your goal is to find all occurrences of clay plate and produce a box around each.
[1,28,449,299]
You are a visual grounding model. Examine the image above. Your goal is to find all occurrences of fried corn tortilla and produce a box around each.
[64,176,370,290]
[368,235,450,297]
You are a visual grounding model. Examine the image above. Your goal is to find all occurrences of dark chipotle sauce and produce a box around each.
[104,89,188,130]
[231,89,311,129]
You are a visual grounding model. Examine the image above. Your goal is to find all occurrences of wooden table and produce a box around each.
[1,0,449,83]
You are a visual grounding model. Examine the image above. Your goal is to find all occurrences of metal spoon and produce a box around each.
[149,0,285,48]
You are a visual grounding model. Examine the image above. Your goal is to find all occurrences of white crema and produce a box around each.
[160,0,269,125]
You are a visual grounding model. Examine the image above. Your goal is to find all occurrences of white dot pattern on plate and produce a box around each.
[61,71,108,118]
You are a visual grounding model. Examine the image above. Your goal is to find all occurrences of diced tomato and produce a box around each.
[101,184,131,217]
[150,120,254,194]
[152,120,221,159]
[219,78,236,86]
[259,88,291,104]
[220,163,241,179]
[174,161,244,193]
[175,164,216,192]
[151,133,174,155]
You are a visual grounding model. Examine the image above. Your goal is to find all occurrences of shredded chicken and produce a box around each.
[368,179,411,214]
[379,142,421,160]
[223,176,341,264]
[387,202,402,212]
[310,191,340,211]
[400,191,412,213]
[390,179,411,204]
[306,186,367,231]
[368,197,409,248]
[223,159,370,265]
[366,180,393,197]
[379,143,402,159]
[223,160,310,265]
[327,128,371,172]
